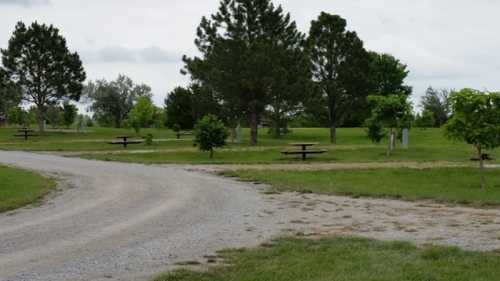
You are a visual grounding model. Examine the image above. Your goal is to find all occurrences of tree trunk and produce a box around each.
[478,145,486,190]
[36,107,45,134]
[330,124,337,145]
[230,127,237,144]
[249,110,258,146]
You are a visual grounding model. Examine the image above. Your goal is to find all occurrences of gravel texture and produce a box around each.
[1,151,500,281]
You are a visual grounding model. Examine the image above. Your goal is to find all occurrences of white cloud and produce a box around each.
[1,0,500,106]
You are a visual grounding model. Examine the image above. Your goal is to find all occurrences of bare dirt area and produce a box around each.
[1,151,499,281]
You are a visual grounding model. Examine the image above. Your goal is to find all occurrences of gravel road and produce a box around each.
[1,151,500,281]
[0,151,287,281]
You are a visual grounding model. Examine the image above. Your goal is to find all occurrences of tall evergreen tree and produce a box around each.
[307,12,371,144]
[0,70,21,123]
[1,22,86,133]
[369,52,412,97]
[183,0,307,145]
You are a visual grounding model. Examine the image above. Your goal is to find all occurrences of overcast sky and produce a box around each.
[1,0,499,109]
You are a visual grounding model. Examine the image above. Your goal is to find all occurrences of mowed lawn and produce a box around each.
[0,165,55,212]
[156,237,500,281]
[225,168,500,206]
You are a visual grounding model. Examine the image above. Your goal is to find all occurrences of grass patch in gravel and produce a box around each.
[155,236,500,281]
[0,165,55,212]
[224,167,500,206]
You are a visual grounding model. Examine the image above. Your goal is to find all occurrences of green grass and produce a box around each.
[225,168,500,206]
[1,127,498,164]
[0,165,55,212]
[155,236,500,281]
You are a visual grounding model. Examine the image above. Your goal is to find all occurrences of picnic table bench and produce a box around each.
[108,136,144,148]
[14,128,38,141]
[176,131,193,139]
[281,143,327,161]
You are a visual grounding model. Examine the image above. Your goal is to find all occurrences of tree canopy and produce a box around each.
[420,86,450,127]
[1,21,86,132]
[445,89,500,190]
[307,12,371,144]
[183,0,307,145]
[85,75,152,128]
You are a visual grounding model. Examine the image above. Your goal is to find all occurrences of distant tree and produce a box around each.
[46,105,62,128]
[421,87,450,127]
[62,102,78,128]
[307,12,371,144]
[85,75,152,128]
[0,70,21,123]
[194,114,229,158]
[165,87,195,131]
[183,0,306,145]
[128,96,156,133]
[414,110,435,129]
[365,118,386,144]
[6,107,29,126]
[445,89,500,190]
[369,52,412,97]
[367,95,413,155]
[1,21,86,133]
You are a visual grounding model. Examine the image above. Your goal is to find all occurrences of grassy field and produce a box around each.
[0,127,489,164]
[0,165,55,212]
[155,236,500,281]
[225,168,500,206]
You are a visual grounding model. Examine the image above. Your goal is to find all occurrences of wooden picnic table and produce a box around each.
[282,142,327,161]
[108,136,144,148]
[14,128,38,141]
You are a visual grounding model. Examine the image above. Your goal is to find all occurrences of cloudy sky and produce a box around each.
[1,0,499,108]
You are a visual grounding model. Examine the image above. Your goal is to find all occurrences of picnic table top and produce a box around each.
[18,128,35,132]
[116,136,132,139]
[289,143,319,146]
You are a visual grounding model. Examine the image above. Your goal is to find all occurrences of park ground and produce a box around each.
[0,165,55,213]
[1,127,500,281]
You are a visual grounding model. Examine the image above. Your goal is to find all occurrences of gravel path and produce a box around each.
[1,151,500,281]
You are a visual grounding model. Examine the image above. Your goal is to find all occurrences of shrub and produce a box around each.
[194,115,229,158]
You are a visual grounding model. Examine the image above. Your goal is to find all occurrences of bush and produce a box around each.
[194,115,229,158]
[144,133,154,146]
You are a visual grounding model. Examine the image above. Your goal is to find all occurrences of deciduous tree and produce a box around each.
[85,75,152,128]
[1,22,86,133]
[445,89,500,190]
[194,114,229,158]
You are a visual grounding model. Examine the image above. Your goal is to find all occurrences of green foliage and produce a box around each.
[165,87,196,131]
[421,87,450,127]
[367,94,412,154]
[0,70,21,121]
[46,105,62,128]
[307,12,371,144]
[62,102,78,128]
[445,89,500,150]
[365,118,386,143]
[144,133,154,146]
[128,96,156,133]
[183,0,306,145]
[6,106,33,126]
[85,75,152,128]
[369,52,412,97]
[415,110,435,128]
[1,21,86,132]
[445,89,500,189]
[194,115,229,158]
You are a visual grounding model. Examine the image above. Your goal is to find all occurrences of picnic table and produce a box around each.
[14,128,38,141]
[108,136,144,149]
[281,143,327,161]
[175,131,193,139]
